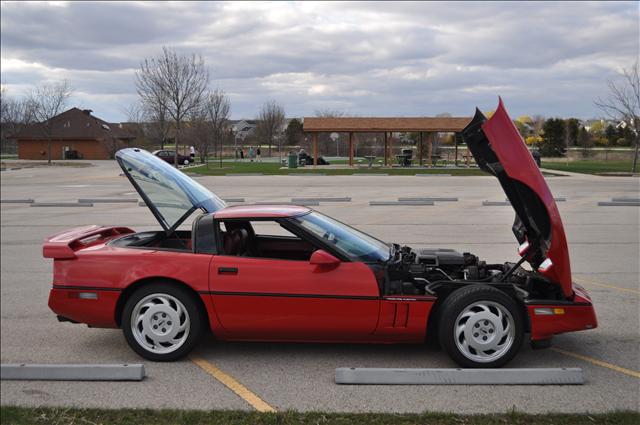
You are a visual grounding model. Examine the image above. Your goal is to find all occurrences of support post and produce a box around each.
[349,132,354,166]
[427,132,434,167]
[419,132,423,167]
[454,132,459,167]
[384,132,388,166]
[312,132,318,168]
[388,132,393,165]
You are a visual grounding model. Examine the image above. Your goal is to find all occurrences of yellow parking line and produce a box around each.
[574,276,639,295]
[190,356,276,412]
[551,348,640,379]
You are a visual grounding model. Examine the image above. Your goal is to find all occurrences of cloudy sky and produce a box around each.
[1,1,638,122]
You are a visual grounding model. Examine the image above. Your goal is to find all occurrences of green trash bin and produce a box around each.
[288,153,298,168]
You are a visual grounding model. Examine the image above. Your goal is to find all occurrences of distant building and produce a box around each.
[230,120,257,141]
[16,108,135,160]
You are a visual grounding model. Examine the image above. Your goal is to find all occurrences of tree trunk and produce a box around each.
[632,136,639,174]
[47,136,52,165]
[174,121,180,168]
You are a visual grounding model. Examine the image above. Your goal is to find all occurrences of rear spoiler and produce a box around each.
[43,225,134,259]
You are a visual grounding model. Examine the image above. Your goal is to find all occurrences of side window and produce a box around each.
[218,219,316,261]
[250,221,298,237]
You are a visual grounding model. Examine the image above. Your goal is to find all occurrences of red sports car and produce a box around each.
[45,100,597,367]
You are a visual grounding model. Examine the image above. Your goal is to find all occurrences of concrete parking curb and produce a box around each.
[482,201,510,206]
[504,197,566,202]
[1,363,145,381]
[611,197,640,202]
[254,201,320,206]
[30,202,93,207]
[598,201,640,206]
[398,197,458,202]
[222,198,246,203]
[291,197,351,202]
[335,367,584,385]
[0,199,35,204]
[370,200,434,206]
[78,198,138,203]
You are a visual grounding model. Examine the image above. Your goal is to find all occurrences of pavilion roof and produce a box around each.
[303,116,472,132]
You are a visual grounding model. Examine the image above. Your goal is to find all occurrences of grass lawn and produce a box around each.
[1,407,638,425]
[542,160,636,175]
[188,161,486,176]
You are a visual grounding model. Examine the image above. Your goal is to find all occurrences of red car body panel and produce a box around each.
[49,288,120,328]
[527,284,597,341]
[482,99,573,298]
[207,255,380,340]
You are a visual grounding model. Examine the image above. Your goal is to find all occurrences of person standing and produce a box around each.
[189,146,195,161]
[240,148,244,159]
[248,146,254,162]
[256,146,261,162]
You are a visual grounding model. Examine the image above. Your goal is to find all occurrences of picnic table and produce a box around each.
[395,154,412,167]
[364,155,377,168]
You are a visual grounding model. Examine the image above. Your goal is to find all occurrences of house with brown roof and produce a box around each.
[16,108,135,160]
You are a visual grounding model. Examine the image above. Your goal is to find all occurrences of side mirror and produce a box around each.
[310,249,340,267]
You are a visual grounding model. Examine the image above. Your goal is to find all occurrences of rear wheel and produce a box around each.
[183,159,190,165]
[438,285,523,368]
[122,283,204,361]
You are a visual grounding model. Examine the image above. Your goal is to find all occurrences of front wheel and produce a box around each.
[122,283,204,361]
[438,285,523,368]
[183,159,190,165]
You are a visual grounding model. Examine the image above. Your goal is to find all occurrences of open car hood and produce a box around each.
[461,98,572,298]
[116,148,226,232]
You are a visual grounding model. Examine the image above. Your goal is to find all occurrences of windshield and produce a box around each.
[293,212,390,262]
[116,148,225,231]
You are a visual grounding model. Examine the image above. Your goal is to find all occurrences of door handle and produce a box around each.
[218,267,238,275]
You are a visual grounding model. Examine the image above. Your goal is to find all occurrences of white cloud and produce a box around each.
[1,1,637,121]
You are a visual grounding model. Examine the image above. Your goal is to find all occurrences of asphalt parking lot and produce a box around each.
[1,161,638,413]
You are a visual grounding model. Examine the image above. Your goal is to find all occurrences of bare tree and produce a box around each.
[26,80,73,164]
[256,100,285,157]
[595,62,640,173]
[184,106,209,164]
[136,46,209,166]
[101,130,122,160]
[531,115,546,136]
[314,108,345,118]
[121,102,150,148]
[143,101,172,150]
[1,88,35,155]
[203,89,231,167]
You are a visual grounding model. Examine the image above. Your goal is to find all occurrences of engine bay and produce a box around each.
[383,244,563,301]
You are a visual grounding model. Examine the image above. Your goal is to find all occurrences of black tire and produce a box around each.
[437,285,523,368]
[121,283,204,361]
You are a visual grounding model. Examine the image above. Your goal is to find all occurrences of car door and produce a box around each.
[208,221,380,341]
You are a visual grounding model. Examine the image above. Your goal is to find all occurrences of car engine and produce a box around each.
[384,244,561,300]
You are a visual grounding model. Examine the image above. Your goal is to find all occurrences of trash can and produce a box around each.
[288,153,298,168]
